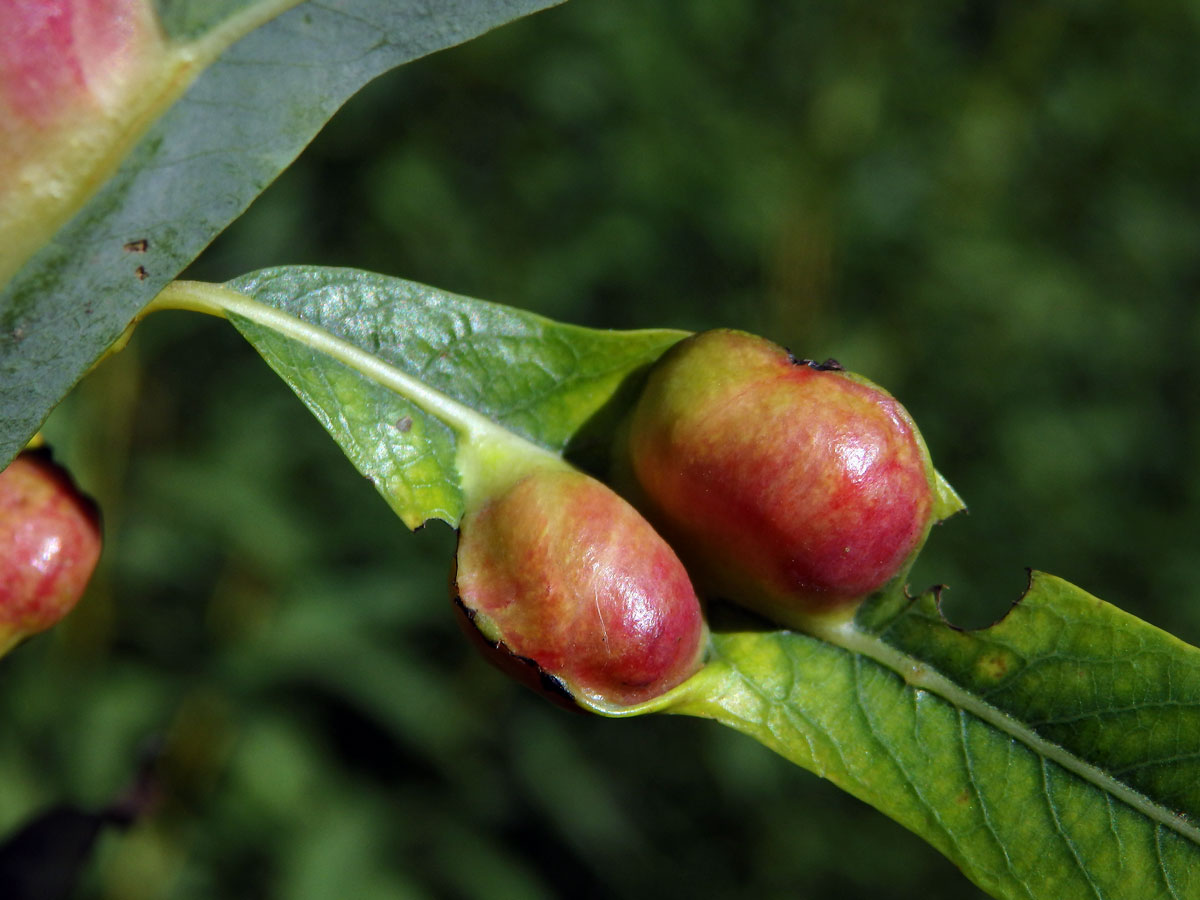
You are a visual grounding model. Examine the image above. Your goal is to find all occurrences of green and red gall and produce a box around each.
[452,467,707,711]
[0,450,102,653]
[623,328,936,626]
[450,327,938,704]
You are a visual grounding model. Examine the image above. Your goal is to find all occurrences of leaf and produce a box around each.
[0,0,565,465]
[152,267,685,528]
[663,575,1200,900]
[145,270,1198,898]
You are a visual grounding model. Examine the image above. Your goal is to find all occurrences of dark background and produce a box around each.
[4,1,1200,897]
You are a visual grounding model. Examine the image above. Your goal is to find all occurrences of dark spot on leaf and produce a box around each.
[396,416,413,432]
[135,266,148,281]
[123,239,149,253]
[977,653,1010,680]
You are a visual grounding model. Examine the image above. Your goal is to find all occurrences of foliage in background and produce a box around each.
[2,1,1199,898]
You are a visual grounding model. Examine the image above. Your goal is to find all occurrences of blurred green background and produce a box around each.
[5,1,1200,897]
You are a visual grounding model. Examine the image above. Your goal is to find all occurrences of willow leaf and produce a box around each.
[152,268,685,528]
[149,269,1197,900]
[0,0,564,465]
[661,575,1200,900]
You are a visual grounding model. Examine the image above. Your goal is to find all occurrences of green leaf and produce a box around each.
[933,469,967,521]
[147,269,1197,899]
[663,574,1200,900]
[152,267,685,528]
[0,0,564,465]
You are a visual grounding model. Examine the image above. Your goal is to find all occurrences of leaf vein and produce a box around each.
[958,710,1035,900]
[1155,824,1183,900]
[1039,758,1104,900]
[851,656,962,856]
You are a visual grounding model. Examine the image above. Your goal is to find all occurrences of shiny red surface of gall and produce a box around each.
[454,469,705,709]
[627,329,934,619]
[0,451,102,639]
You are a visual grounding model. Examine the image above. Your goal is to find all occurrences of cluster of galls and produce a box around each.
[453,329,939,712]
[0,331,937,712]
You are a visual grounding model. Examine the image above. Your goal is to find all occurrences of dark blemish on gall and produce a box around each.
[538,670,576,705]
[800,357,844,372]
[785,348,843,371]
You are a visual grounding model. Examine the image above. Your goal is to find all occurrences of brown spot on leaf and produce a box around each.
[977,652,1011,681]
[134,266,148,280]
[123,239,149,253]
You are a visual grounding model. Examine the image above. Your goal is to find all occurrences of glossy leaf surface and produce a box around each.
[171,267,685,528]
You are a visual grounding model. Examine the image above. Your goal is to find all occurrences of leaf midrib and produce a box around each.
[149,281,564,502]
[811,617,1200,845]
